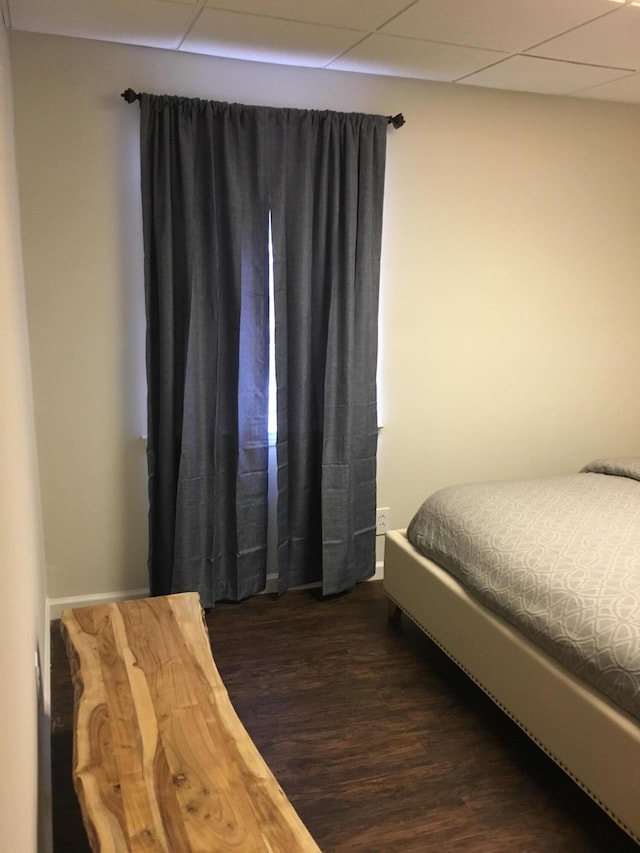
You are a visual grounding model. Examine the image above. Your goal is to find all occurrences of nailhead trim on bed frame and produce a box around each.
[386,593,638,845]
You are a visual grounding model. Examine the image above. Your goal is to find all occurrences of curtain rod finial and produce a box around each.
[388,113,405,129]
[122,88,141,103]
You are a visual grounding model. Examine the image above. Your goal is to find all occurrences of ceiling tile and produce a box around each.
[328,33,506,81]
[461,54,633,96]
[199,0,414,31]
[7,0,640,104]
[528,4,640,70]
[181,8,363,66]
[8,0,197,49]
[380,0,621,53]
[574,70,640,103]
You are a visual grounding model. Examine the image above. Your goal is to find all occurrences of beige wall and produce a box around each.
[0,22,49,853]
[10,32,640,600]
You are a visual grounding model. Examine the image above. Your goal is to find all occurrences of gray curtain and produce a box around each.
[270,109,387,595]
[140,95,386,605]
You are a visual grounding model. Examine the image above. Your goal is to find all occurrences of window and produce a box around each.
[268,215,277,443]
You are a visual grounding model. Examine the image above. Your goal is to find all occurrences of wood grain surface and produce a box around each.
[60,592,320,852]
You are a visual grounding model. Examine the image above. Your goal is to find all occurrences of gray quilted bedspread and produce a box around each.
[407,458,640,721]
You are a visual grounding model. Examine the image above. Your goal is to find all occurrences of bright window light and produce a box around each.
[268,215,277,443]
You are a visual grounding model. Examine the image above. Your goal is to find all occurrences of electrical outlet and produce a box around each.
[376,507,390,535]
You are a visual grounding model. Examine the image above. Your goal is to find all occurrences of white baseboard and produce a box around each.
[42,617,51,717]
[49,564,384,619]
[263,574,319,595]
[47,587,150,621]
[264,562,383,594]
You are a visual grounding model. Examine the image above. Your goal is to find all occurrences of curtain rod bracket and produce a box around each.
[387,113,405,129]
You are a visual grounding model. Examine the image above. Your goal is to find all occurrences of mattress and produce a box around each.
[406,458,640,721]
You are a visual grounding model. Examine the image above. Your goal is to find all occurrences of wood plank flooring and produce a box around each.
[50,581,639,851]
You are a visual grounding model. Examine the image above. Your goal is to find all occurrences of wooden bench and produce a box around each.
[61,592,321,852]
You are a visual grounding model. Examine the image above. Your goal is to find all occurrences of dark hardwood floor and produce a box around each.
[50,581,639,851]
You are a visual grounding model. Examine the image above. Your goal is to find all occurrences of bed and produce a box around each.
[383,458,640,844]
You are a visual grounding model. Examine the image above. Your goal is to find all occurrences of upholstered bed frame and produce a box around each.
[383,529,640,844]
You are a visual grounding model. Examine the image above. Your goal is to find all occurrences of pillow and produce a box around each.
[581,457,640,483]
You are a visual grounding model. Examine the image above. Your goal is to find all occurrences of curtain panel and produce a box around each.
[140,95,387,606]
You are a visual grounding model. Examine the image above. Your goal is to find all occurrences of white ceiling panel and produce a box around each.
[528,3,640,70]
[7,0,640,103]
[8,0,196,49]
[462,54,633,97]
[329,34,506,82]
[181,8,363,66]
[198,0,415,32]
[574,70,640,103]
[380,0,622,53]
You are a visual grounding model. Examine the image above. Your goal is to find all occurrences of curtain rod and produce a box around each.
[121,89,405,127]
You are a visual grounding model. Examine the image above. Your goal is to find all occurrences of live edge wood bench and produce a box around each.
[61,592,320,852]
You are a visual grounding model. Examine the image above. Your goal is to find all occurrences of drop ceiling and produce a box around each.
[4,0,640,104]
